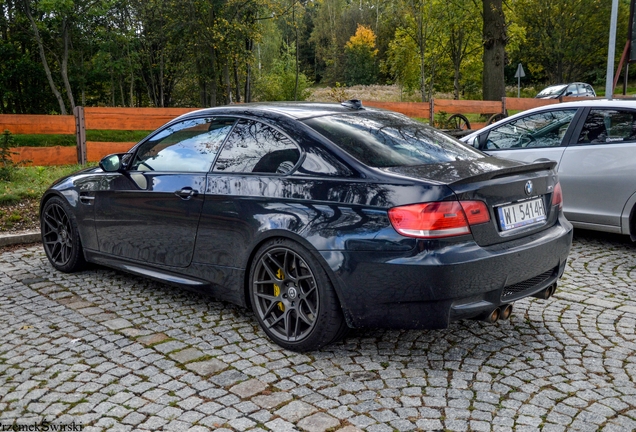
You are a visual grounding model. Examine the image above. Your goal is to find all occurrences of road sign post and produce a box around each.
[514,63,526,98]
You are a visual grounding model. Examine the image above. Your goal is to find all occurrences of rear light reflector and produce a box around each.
[388,200,490,239]
[460,201,491,225]
[551,182,563,209]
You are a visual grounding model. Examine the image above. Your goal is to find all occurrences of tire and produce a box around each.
[249,238,347,351]
[41,196,86,273]
[447,113,471,130]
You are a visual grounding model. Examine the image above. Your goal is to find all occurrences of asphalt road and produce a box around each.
[1,230,635,432]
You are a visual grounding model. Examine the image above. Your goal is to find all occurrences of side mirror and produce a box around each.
[464,135,480,149]
[99,153,126,172]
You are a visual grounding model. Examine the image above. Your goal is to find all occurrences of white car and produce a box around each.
[461,100,636,240]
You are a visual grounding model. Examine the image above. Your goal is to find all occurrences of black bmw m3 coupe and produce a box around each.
[40,101,573,351]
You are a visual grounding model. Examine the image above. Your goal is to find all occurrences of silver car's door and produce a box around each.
[480,109,579,166]
[558,108,636,231]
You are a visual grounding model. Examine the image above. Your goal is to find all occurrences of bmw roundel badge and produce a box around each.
[525,180,533,196]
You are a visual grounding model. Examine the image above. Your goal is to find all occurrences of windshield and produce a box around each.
[304,112,484,168]
[537,84,567,97]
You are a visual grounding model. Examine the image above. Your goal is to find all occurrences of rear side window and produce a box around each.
[577,109,636,144]
[213,120,300,174]
[304,112,482,167]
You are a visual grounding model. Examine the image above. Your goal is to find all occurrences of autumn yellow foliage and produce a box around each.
[345,24,379,57]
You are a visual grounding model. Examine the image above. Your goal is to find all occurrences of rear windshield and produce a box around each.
[303,112,483,167]
[537,84,567,97]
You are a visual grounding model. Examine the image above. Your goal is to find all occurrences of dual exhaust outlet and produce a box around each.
[480,282,557,324]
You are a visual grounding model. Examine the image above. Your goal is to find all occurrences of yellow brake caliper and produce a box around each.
[273,269,285,311]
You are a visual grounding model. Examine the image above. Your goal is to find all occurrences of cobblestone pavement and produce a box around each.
[1,230,636,432]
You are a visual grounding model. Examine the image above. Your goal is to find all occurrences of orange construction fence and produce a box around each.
[2,97,626,166]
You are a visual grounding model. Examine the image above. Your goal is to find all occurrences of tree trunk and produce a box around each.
[22,0,67,114]
[60,20,75,110]
[233,60,241,103]
[417,6,426,102]
[244,39,252,103]
[293,1,299,101]
[160,51,165,107]
[482,0,506,101]
[223,63,231,104]
[210,46,218,106]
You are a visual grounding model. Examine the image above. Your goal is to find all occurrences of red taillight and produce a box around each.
[388,201,490,239]
[551,182,563,209]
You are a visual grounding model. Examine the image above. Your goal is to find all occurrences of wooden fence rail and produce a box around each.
[2,97,629,166]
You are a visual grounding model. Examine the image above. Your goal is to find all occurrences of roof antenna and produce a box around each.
[340,99,363,110]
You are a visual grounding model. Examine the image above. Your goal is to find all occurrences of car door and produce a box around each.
[558,108,636,230]
[478,108,580,166]
[192,118,302,269]
[94,117,235,267]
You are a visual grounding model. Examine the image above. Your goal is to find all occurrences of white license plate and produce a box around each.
[497,197,546,231]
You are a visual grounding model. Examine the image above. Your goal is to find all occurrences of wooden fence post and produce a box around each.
[74,106,87,165]
[429,98,435,126]
[502,97,507,115]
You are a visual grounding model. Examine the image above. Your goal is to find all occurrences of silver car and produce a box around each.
[461,100,636,240]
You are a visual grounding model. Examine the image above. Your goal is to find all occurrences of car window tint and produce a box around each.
[213,120,301,174]
[484,110,576,150]
[304,112,482,167]
[130,117,235,172]
[577,109,636,145]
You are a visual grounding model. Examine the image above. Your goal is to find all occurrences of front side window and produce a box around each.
[213,120,300,174]
[565,84,578,96]
[485,110,577,150]
[304,112,482,167]
[131,117,235,172]
[577,109,636,145]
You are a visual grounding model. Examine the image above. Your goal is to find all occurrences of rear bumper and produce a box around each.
[322,217,573,329]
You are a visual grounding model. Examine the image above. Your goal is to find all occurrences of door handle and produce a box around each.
[175,187,198,200]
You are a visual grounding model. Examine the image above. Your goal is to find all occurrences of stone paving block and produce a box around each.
[137,333,170,345]
[297,412,340,432]
[153,340,187,354]
[230,378,267,398]
[185,359,228,376]
[264,418,298,432]
[77,307,104,316]
[169,347,205,363]
[252,392,293,409]
[210,370,249,387]
[102,318,133,330]
[275,400,318,423]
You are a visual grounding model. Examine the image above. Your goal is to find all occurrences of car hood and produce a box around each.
[381,157,556,185]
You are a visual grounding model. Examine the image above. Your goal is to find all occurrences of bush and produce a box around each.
[0,130,17,181]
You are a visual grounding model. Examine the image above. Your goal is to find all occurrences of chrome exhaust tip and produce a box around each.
[500,304,513,320]
[532,283,556,300]
[483,307,501,323]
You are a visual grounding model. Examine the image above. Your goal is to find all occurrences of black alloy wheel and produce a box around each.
[41,197,85,272]
[250,239,347,351]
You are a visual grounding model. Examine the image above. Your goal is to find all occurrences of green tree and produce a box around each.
[252,42,312,101]
[512,0,627,84]
[384,27,420,95]
[344,24,379,85]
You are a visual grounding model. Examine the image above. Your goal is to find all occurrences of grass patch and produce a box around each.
[0,164,92,204]
[11,130,151,147]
